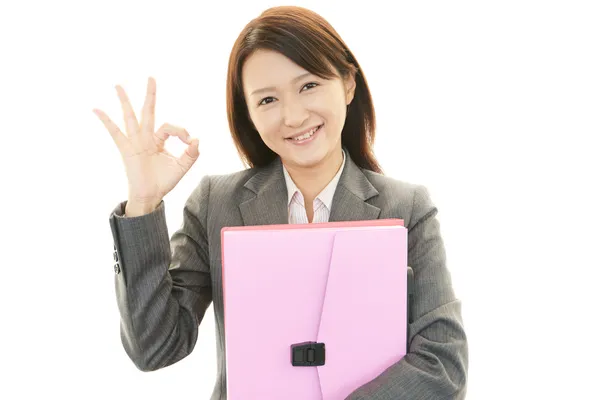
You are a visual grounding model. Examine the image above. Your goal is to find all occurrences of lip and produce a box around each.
[285,124,323,145]
[285,124,324,140]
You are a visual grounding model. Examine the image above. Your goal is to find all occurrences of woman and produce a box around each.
[94,6,468,400]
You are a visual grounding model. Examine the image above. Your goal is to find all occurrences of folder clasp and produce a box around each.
[290,342,326,367]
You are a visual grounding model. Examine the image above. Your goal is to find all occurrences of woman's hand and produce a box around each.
[94,77,200,215]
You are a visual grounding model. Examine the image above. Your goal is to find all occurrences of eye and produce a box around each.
[301,82,319,91]
[258,97,276,106]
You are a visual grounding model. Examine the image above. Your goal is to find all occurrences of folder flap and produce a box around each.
[222,228,330,399]
[316,226,408,400]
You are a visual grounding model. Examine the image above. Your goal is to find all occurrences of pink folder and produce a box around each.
[221,219,408,399]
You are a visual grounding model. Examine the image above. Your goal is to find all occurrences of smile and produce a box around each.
[285,124,323,144]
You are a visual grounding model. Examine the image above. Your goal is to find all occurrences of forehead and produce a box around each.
[242,50,311,93]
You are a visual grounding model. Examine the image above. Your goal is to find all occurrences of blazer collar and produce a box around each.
[329,149,381,222]
[239,149,380,226]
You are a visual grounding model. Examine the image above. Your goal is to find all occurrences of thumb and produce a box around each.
[179,137,200,169]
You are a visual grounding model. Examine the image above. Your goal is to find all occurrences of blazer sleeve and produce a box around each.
[108,175,213,372]
[347,185,469,400]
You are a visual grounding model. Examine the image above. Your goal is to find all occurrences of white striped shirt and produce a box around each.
[282,151,346,224]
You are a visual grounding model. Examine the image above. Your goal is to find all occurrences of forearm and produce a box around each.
[110,199,212,371]
[347,300,468,399]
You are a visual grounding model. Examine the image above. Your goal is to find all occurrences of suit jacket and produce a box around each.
[108,151,468,399]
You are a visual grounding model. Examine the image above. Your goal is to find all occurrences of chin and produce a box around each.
[285,148,331,169]
[291,157,324,169]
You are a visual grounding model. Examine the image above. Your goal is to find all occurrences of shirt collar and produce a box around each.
[282,150,346,210]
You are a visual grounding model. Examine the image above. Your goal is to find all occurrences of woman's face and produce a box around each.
[242,49,355,170]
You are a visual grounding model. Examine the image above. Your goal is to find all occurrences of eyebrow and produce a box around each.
[249,72,313,96]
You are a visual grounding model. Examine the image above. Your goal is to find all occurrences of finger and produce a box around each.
[155,123,191,146]
[93,109,128,150]
[140,77,156,136]
[178,138,200,171]
[115,85,140,137]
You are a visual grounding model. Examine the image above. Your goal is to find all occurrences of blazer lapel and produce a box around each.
[239,150,381,225]
[239,157,289,226]
[329,152,381,222]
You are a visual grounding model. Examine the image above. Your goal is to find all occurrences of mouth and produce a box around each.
[285,124,324,144]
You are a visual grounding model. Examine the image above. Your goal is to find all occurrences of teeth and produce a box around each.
[293,126,320,141]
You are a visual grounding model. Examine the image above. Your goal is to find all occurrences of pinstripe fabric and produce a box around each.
[283,150,345,224]
[108,148,468,399]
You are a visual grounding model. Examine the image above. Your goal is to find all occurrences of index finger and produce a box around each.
[93,109,128,150]
[140,77,156,136]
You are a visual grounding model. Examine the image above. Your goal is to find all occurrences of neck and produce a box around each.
[283,149,344,203]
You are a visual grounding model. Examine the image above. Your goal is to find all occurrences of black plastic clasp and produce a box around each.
[291,341,326,367]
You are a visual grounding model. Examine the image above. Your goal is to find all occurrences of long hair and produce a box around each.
[226,6,382,173]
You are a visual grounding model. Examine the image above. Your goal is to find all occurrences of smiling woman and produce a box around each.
[242,50,349,171]
[226,6,381,176]
[97,5,468,400]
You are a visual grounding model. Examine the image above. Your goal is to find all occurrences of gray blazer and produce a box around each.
[108,151,468,399]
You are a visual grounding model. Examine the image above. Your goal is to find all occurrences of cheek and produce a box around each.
[312,90,346,121]
[251,110,281,142]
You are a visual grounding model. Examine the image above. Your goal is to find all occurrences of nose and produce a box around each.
[281,99,309,128]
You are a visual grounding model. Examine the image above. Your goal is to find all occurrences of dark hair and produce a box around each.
[226,6,382,173]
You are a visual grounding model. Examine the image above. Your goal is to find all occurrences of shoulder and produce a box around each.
[189,167,257,203]
[361,169,437,229]
[181,167,259,228]
[206,168,256,194]
[362,169,422,203]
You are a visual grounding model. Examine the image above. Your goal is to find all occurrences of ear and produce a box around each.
[344,72,357,105]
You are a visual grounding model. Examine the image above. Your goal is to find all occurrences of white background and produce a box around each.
[1,1,598,399]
